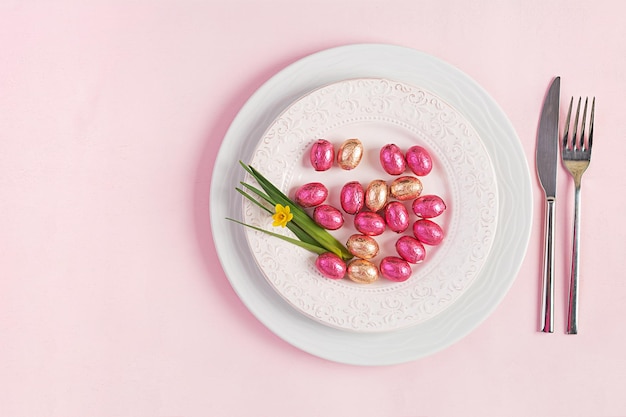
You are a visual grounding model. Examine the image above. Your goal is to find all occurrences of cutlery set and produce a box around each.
[537,77,595,334]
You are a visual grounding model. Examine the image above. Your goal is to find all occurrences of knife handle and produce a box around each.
[540,197,556,333]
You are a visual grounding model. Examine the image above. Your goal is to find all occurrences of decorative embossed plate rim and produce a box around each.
[243,78,498,332]
[210,44,532,365]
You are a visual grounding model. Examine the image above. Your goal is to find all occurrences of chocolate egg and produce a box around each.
[395,235,426,264]
[413,219,444,245]
[313,204,344,230]
[354,211,386,236]
[412,195,446,218]
[337,138,363,170]
[380,143,406,175]
[405,145,433,176]
[389,176,423,201]
[315,252,346,279]
[379,256,412,282]
[340,181,365,214]
[309,139,334,171]
[347,259,379,284]
[365,179,389,211]
[383,201,410,233]
[294,182,328,208]
[346,234,379,259]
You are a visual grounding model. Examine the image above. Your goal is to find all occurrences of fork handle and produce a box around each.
[567,185,582,334]
[541,197,556,333]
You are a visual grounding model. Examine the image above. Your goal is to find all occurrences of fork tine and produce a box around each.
[588,97,595,152]
[580,97,588,150]
[563,97,573,150]
[572,97,582,150]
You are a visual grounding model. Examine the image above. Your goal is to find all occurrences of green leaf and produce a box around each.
[235,188,272,214]
[226,218,327,255]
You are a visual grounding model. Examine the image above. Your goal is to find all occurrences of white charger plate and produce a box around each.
[243,78,498,332]
[210,44,532,365]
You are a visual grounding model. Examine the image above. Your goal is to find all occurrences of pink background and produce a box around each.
[2,1,625,416]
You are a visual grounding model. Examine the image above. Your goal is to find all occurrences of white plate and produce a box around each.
[244,78,498,332]
[210,44,532,365]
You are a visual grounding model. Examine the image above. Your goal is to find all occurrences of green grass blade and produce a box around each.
[239,181,273,206]
[226,218,326,255]
[235,188,272,214]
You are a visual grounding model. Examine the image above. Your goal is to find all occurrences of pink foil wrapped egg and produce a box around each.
[315,252,346,279]
[313,204,344,230]
[380,143,406,175]
[395,235,426,264]
[340,181,365,214]
[354,211,386,236]
[405,145,433,176]
[294,182,328,208]
[383,201,409,233]
[413,219,444,245]
[379,256,412,282]
[412,194,447,218]
[310,139,334,171]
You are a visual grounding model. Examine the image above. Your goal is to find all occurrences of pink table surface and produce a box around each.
[2,1,625,416]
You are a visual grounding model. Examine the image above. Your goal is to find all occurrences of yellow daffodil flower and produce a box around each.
[272,204,293,228]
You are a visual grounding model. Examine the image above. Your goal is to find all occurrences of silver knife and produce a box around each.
[536,76,560,333]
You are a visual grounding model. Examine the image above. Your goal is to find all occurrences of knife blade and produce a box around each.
[536,76,560,333]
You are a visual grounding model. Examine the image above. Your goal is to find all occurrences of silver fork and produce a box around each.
[562,96,595,334]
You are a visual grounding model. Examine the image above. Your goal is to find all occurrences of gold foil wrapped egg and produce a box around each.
[346,234,379,259]
[390,176,423,201]
[337,138,363,170]
[365,179,389,211]
[347,259,379,284]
